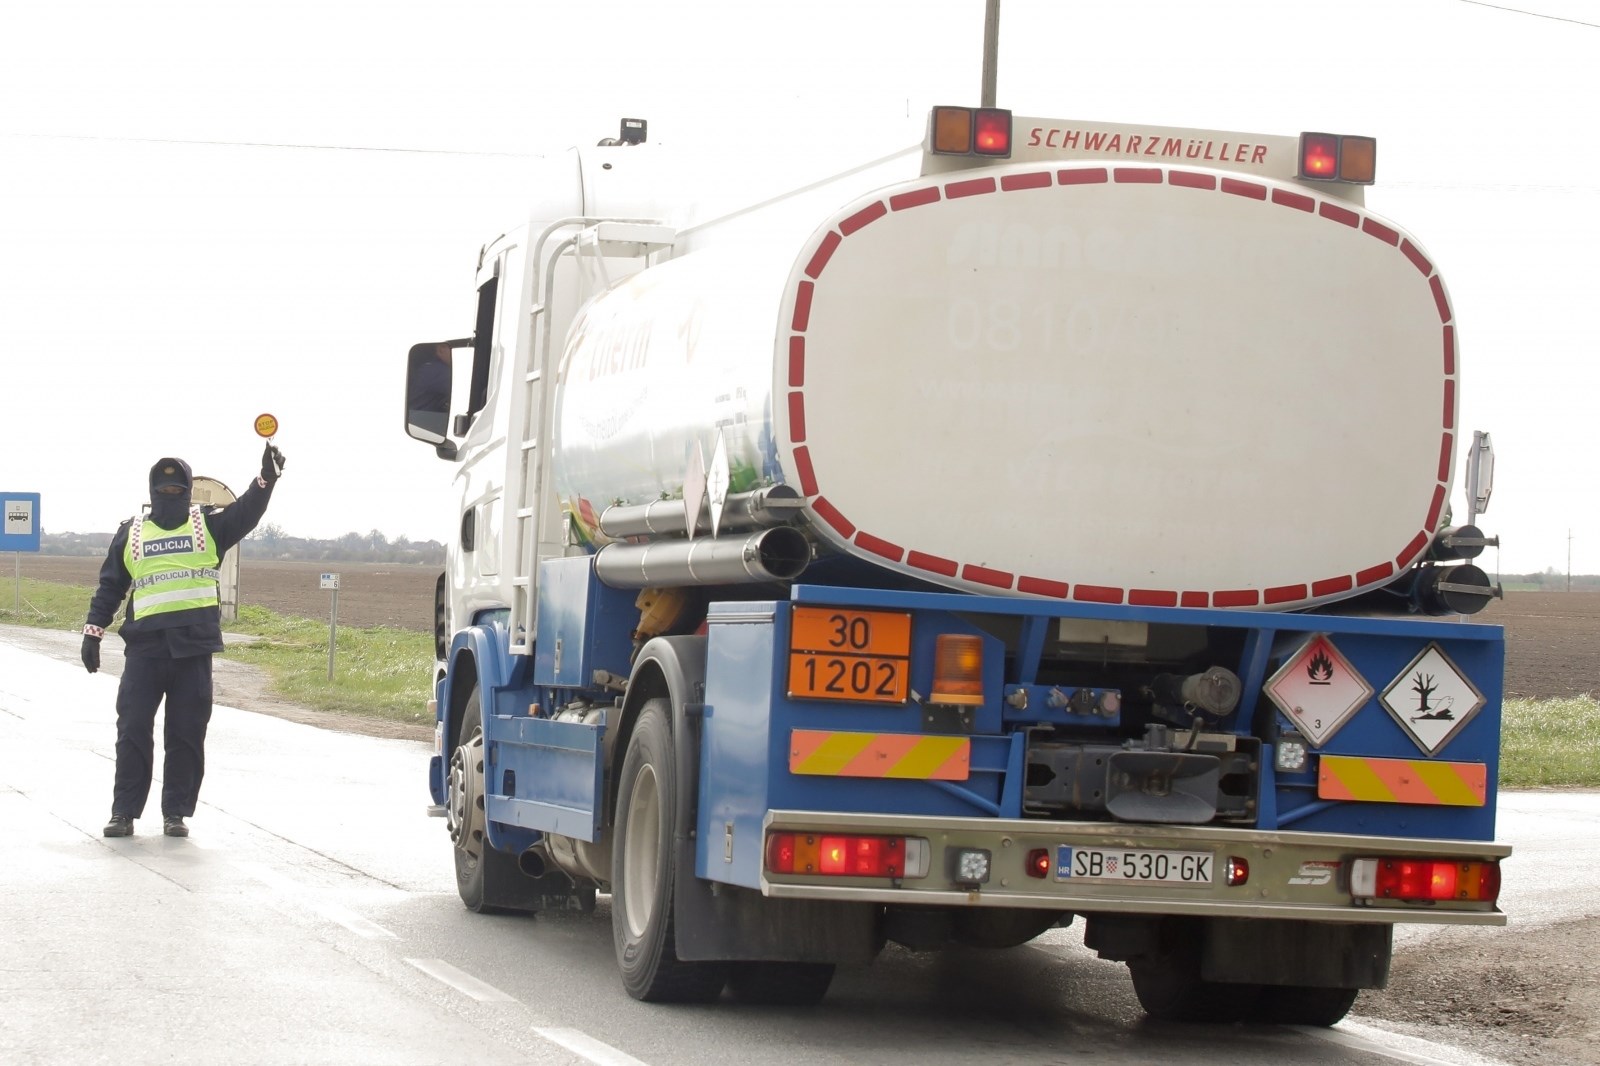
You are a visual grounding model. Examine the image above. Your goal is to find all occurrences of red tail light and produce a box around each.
[1299,133,1339,179]
[1351,858,1500,903]
[1025,848,1051,879]
[974,108,1012,156]
[767,832,922,877]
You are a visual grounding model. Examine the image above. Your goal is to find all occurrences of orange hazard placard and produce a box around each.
[788,606,910,704]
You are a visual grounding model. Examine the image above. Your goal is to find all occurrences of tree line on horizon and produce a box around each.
[28,530,1598,588]
[36,524,445,566]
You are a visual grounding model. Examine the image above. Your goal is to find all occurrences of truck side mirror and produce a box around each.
[405,339,470,451]
[1465,430,1494,521]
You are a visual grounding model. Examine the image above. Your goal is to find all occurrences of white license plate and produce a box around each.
[1055,846,1213,884]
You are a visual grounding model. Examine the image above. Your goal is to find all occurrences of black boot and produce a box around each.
[163,816,188,838]
[103,815,134,837]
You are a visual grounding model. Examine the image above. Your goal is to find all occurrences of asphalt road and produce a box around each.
[2,632,1579,1066]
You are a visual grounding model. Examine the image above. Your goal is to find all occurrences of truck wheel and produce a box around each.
[612,699,728,1002]
[1254,985,1360,1027]
[447,687,521,913]
[725,961,835,1005]
[1127,919,1260,1023]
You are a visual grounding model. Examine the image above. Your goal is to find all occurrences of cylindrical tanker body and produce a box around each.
[554,157,1460,612]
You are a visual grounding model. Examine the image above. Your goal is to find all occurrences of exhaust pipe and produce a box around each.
[518,847,548,878]
[594,526,812,588]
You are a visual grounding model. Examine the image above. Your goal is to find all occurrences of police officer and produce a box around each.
[82,443,285,838]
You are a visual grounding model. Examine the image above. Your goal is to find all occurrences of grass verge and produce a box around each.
[1500,695,1600,788]
[0,577,432,725]
[4,576,1597,782]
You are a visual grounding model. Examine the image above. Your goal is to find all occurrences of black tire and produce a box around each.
[1127,919,1260,1023]
[1254,984,1360,1027]
[725,961,835,1006]
[611,700,728,1002]
[447,687,522,913]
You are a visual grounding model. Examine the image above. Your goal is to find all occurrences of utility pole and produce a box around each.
[1568,529,1573,592]
[981,0,1001,107]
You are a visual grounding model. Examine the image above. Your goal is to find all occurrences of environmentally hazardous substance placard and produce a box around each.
[1379,643,1486,756]
[1264,634,1373,747]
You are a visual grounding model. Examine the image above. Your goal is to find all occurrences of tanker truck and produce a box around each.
[400,106,1508,1024]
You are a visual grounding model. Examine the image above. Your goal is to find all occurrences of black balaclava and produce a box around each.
[148,457,193,528]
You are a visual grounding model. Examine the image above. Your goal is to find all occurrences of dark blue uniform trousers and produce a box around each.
[112,653,214,819]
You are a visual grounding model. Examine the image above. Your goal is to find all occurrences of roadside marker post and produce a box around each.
[321,572,340,680]
[2,493,43,615]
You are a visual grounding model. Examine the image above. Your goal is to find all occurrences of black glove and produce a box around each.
[81,634,101,674]
[261,443,286,484]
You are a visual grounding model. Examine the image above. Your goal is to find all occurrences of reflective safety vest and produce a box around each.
[125,507,221,620]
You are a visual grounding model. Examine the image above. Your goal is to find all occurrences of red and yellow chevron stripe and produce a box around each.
[789,730,970,780]
[1318,754,1487,807]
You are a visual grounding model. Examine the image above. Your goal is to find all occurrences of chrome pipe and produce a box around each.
[594,526,812,588]
[598,485,804,539]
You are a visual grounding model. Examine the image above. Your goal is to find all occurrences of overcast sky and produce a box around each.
[2,0,1596,575]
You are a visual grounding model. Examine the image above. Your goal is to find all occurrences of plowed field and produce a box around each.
[17,555,1595,699]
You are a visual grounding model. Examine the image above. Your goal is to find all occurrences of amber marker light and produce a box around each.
[1338,135,1377,184]
[930,633,985,705]
[931,106,975,154]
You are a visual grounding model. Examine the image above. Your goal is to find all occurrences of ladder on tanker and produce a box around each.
[507,219,676,656]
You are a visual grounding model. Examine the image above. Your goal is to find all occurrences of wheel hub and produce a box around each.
[447,731,486,855]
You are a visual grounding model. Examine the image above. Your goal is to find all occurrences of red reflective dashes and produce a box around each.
[840,201,887,236]
[1363,218,1399,245]
[1312,576,1354,598]
[792,281,814,331]
[1019,576,1069,598]
[855,531,904,562]
[1057,167,1108,185]
[787,392,806,443]
[946,177,997,199]
[805,232,842,279]
[1430,276,1452,324]
[794,446,817,495]
[1271,189,1314,213]
[1319,202,1359,228]
[788,164,1453,607]
[1001,171,1052,191]
[1427,484,1446,531]
[1401,239,1432,276]
[907,550,958,577]
[812,497,854,537]
[963,563,1013,590]
[1358,563,1395,586]
[890,187,940,211]
[1396,532,1429,568]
